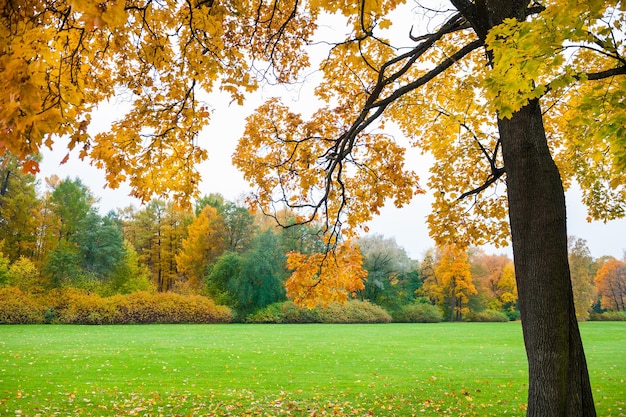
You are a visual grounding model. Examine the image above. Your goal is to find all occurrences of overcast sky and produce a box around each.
[39,89,626,261]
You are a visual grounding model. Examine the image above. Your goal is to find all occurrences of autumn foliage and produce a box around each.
[594,258,626,311]
[285,241,368,309]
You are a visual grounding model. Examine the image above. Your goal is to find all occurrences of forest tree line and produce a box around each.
[0,155,624,322]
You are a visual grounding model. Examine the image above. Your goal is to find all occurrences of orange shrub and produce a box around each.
[40,290,233,325]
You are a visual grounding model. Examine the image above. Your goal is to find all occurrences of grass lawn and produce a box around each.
[0,322,624,416]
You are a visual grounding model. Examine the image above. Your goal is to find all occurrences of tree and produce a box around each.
[7,256,45,294]
[594,258,626,311]
[206,229,287,318]
[5,1,625,414]
[108,241,152,295]
[433,244,477,321]
[48,178,94,241]
[217,201,257,253]
[568,237,597,320]
[357,234,419,311]
[231,229,288,317]
[176,205,225,292]
[75,211,125,280]
[231,2,626,414]
[131,200,190,292]
[471,250,518,313]
[43,239,82,287]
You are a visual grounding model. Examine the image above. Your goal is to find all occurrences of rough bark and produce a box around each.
[498,100,596,416]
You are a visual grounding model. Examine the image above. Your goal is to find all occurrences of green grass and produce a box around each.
[0,322,624,416]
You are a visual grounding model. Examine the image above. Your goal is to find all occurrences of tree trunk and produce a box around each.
[498,99,596,416]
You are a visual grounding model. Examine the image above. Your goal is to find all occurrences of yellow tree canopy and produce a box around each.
[0,0,313,202]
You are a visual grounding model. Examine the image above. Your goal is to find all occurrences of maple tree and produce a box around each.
[233,2,625,414]
[594,258,626,311]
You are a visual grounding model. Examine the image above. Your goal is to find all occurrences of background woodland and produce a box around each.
[1,156,623,324]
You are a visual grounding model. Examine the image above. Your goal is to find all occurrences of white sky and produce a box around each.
[37,4,626,261]
[38,89,626,261]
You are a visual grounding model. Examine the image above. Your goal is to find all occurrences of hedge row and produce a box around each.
[393,303,444,323]
[463,309,510,322]
[0,287,233,324]
[589,311,626,321]
[246,300,392,324]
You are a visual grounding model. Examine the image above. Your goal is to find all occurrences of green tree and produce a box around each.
[43,239,82,288]
[205,252,242,309]
[49,178,94,240]
[357,234,420,311]
[219,201,257,253]
[230,229,287,317]
[206,230,287,318]
[75,211,125,280]
[108,241,152,295]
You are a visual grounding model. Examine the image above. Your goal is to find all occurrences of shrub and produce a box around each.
[589,311,626,321]
[505,309,521,321]
[280,302,320,323]
[0,286,45,324]
[110,292,233,324]
[393,302,443,323]
[44,289,233,325]
[51,288,119,325]
[247,300,391,324]
[317,300,392,323]
[464,309,510,322]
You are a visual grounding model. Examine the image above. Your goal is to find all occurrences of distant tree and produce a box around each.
[206,230,287,318]
[219,201,257,253]
[132,200,190,292]
[43,240,82,287]
[278,217,326,255]
[75,211,125,280]
[108,241,152,295]
[432,245,477,322]
[471,251,517,313]
[357,234,419,311]
[230,229,288,316]
[176,205,225,292]
[594,258,626,311]
[195,193,226,215]
[568,237,597,320]
[205,252,242,308]
[49,178,94,240]
[7,257,45,294]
